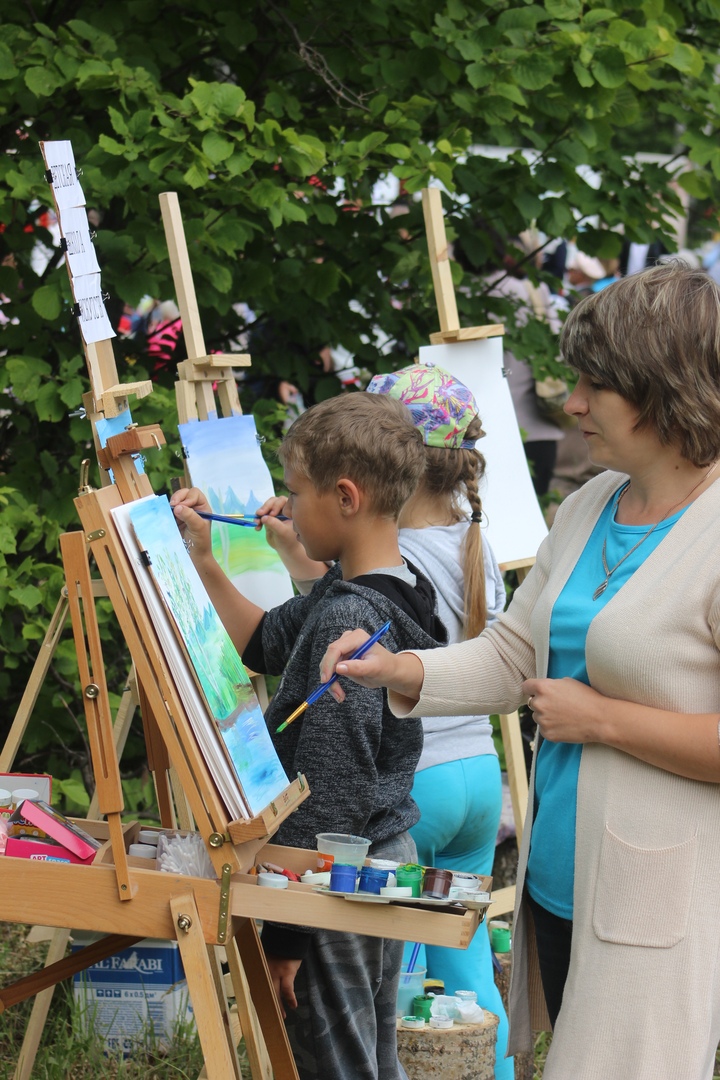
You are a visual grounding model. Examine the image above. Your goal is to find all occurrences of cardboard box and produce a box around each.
[72,933,194,1055]
[8,799,100,861]
[5,835,86,864]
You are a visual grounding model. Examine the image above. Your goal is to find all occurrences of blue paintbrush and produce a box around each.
[196,510,290,527]
[276,620,392,733]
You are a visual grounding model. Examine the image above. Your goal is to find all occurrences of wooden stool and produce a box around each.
[397,1015,499,1080]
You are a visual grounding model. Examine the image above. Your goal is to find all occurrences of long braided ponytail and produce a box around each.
[421,415,488,639]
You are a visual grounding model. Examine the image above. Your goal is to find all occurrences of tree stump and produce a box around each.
[397,1015,499,1080]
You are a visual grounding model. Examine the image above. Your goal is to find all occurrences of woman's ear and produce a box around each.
[335,478,361,516]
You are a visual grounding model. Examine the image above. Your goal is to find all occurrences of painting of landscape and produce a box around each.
[179,413,293,610]
[125,495,289,817]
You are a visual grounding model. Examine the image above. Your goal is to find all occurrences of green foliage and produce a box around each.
[2,0,720,788]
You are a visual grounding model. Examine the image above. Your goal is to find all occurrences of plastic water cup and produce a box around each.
[396,965,427,1018]
[315,832,370,869]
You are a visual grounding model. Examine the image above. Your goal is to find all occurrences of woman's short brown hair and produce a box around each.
[278,393,425,518]
[560,261,720,465]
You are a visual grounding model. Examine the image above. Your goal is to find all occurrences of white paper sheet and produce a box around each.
[418,339,548,565]
[58,205,100,279]
[41,140,86,212]
[71,272,115,344]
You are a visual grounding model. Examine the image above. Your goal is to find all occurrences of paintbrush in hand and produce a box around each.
[196,510,290,527]
[276,620,392,733]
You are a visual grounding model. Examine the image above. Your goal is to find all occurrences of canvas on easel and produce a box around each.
[179,413,294,610]
[112,493,289,818]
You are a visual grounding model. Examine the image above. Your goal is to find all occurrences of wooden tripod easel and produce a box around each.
[421,188,531,920]
[1,184,487,1079]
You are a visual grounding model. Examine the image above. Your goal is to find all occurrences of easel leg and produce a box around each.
[170,893,242,1080]
[12,929,69,1080]
[10,669,140,1080]
[235,919,299,1080]
[226,928,273,1080]
[0,593,68,772]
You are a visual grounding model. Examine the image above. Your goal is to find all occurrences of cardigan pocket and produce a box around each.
[592,824,697,948]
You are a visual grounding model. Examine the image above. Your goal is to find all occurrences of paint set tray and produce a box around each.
[312,887,492,913]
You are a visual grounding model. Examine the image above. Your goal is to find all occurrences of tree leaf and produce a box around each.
[24,67,59,96]
[31,285,62,321]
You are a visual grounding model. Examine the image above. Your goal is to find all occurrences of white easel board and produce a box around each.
[419,338,548,565]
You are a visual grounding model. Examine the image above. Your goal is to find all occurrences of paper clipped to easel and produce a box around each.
[179,413,294,610]
[418,339,548,566]
[40,139,116,346]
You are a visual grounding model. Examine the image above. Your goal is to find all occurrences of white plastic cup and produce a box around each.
[315,833,370,869]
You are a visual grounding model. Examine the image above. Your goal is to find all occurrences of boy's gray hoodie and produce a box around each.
[243,563,446,959]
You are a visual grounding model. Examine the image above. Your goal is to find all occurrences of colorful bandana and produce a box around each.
[367,363,482,449]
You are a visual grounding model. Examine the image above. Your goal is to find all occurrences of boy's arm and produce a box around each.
[170,487,265,655]
[255,495,329,584]
[265,956,302,1017]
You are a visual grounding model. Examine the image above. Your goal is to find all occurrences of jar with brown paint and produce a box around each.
[421,867,453,900]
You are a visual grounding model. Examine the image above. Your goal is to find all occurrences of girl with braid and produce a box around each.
[258,364,512,1080]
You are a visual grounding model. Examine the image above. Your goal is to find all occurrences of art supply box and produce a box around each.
[72,932,194,1055]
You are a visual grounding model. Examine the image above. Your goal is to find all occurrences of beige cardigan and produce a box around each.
[392,471,720,1079]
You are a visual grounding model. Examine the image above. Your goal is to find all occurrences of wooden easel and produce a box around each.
[1,184,488,1079]
[421,188,531,919]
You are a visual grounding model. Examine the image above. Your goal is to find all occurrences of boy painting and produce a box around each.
[171,393,447,1080]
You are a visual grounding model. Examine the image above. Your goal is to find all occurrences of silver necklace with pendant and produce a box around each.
[593,460,720,601]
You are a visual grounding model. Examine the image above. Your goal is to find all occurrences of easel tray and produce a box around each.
[312,887,492,915]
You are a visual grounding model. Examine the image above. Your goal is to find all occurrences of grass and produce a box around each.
[0,922,249,1079]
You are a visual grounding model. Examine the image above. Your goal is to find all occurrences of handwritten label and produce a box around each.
[59,205,100,279]
[71,272,115,344]
[41,140,85,213]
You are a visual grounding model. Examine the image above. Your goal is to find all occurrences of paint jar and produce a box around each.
[0,789,12,819]
[430,1016,454,1029]
[452,872,479,890]
[401,1015,425,1030]
[395,965,427,1018]
[491,926,512,953]
[424,978,445,996]
[315,832,370,869]
[413,994,434,1021]
[300,870,331,886]
[10,788,40,810]
[138,829,161,846]
[257,872,289,889]
[128,843,157,861]
[358,866,390,894]
[455,990,478,1004]
[369,858,399,872]
[395,863,423,898]
[421,867,453,900]
[329,862,358,893]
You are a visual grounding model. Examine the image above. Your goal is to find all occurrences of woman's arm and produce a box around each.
[319,630,426,712]
[523,676,720,783]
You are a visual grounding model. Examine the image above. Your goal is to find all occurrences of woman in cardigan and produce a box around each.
[320,261,720,1080]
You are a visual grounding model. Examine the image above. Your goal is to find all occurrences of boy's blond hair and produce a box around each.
[278,393,425,518]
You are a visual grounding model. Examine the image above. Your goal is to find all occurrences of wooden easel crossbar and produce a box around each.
[421,187,531,920]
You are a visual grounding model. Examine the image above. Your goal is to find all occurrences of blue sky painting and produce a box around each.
[126,495,289,817]
[179,414,294,610]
